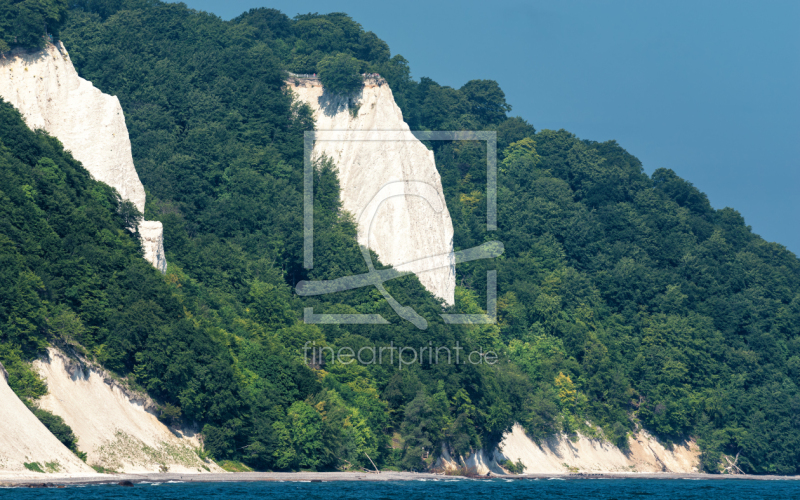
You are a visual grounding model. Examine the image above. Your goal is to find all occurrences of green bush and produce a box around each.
[23,462,44,473]
[317,53,363,95]
[0,346,47,400]
[0,0,70,50]
[217,460,254,472]
[502,459,526,474]
[91,464,117,473]
[28,406,83,457]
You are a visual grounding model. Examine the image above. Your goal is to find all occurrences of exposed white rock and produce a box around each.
[140,220,167,274]
[436,423,700,474]
[437,445,505,475]
[0,43,166,272]
[289,77,455,305]
[623,428,701,473]
[0,361,95,474]
[33,348,220,474]
[0,43,144,211]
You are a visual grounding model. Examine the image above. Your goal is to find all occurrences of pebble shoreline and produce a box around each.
[1,471,799,487]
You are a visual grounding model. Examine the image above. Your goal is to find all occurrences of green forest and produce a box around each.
[0,0,69,51]
[0,0,798,475]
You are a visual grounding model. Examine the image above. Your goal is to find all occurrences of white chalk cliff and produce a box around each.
[0,361,95,475]
[33,349,220,474]
[0,43,166,273]
[437,423,700,475]
[140,220,167,273]
[290,76,455,305]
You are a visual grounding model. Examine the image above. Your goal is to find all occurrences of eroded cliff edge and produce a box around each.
[33,348,220,474]
[0,361,95,475]
[0,42,166,273]
[436,424,700,475]
[289,76,456,305]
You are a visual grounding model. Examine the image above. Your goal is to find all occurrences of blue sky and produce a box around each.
[174,0,800,255]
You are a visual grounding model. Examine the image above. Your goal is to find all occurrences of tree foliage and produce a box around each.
[0,0,789,476]
[317,52,363,95]
[0,0,68,51]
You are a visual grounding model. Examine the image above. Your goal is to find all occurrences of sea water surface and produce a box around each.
[2,479,799,499]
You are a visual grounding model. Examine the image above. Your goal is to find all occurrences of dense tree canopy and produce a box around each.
[436,130,800,473]
[0,0,796,476]
[0,0,68,51]
[317,52,363,95]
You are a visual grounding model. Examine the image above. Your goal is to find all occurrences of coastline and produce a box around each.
[1,471,799,487]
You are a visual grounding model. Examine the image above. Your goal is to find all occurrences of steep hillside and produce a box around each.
[0,97,247,471]
[0,361,94,475]
[438,426,700,475]
[494,425,699,474]
[290,75,455,304]
[34,348,219,473]
[0,42,165,272]
[434,132,800,474]
[57,1,534,473]
[0,0,788,475]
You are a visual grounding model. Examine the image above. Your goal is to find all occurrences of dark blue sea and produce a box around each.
[2,479,800,499]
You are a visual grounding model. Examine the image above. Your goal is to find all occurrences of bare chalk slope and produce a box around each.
[33,349,220,474]
[290,77,455,305]
[438,424,699,474]
[0,42,166,272]
[0,362,94,474]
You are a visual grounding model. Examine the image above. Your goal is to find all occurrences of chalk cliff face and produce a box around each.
[437,423,700,474]
[0,43,166,272]
[290,77,456,305]
[33,349,219,474]
[0,361,95,475]
[140,220,167,274]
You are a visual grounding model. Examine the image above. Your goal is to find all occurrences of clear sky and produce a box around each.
[172,0,800,255]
